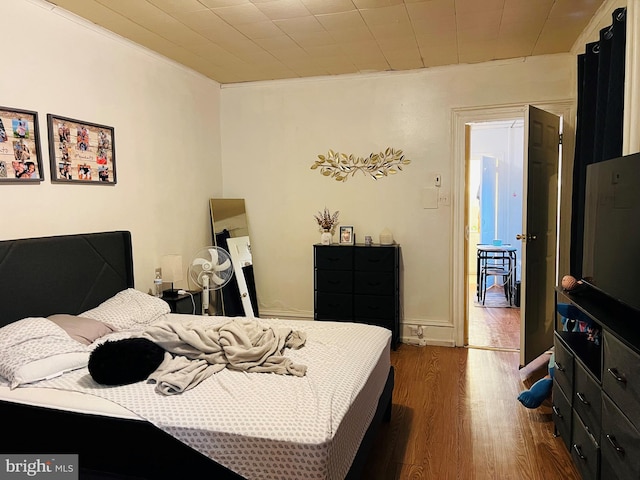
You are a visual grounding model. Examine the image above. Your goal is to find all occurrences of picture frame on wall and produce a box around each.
[47,114,116,184]
[0,106,44,183]
[340,226,354,245]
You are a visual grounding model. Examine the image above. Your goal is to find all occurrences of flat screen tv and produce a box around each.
[582,152,640,312]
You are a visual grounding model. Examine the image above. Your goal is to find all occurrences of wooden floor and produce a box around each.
[360,278,577,478]
[361,344,580,479]
[468,282,520,351]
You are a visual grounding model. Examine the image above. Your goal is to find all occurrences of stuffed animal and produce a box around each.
[562,275,578,290]
[561,275,587,293]
[517,351,554,409]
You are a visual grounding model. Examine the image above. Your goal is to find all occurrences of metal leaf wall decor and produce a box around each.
[311,148,411,182]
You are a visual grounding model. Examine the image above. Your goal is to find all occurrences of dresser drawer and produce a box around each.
[315,292,352,320]
[313,244,400,350]
[574,360,602,441]
[314,246,353,270]
[354,270,395,295]
[316,269,353,293]
[354,247,395,272]
[554,333,574,400]
[603,331,640,432]
[552,382,572,450]
[571,410,600,480]
[601,393,640,480]
[354,294,395,320]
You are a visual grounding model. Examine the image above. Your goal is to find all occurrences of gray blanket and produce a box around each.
[142,318,307,395]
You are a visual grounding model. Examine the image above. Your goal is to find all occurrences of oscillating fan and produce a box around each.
[188,246,234,315]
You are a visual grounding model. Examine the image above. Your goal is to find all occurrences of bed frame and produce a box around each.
[0,231,393,479]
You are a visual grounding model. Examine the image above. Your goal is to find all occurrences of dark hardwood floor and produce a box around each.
[361,344,580,479]
[361,277,577,479]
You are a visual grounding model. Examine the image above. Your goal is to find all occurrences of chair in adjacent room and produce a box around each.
[477,246,517,306]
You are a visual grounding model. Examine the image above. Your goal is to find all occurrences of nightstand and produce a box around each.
[161,290,202,315]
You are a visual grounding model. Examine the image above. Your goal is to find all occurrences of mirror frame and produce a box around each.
[209,199,258,317]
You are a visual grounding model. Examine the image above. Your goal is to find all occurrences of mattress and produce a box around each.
[0,315,391,480]
[0,384,139,420]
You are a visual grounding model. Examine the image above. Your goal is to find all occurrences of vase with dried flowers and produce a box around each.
[314,207,339,245]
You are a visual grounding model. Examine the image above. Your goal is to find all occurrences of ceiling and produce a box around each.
[44,0,607,84]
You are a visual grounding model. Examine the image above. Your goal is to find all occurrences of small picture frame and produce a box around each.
[47,114,116,184]
[0,106,44,183]
[339,226,354,245]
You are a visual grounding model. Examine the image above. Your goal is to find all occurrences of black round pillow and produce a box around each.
[88,337,165,386]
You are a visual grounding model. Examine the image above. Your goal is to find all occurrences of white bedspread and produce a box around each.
[6,315,391,480]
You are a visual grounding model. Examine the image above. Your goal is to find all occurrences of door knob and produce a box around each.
[516,234,537,241]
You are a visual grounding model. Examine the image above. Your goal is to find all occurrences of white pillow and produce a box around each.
[81,288,170,331]
[0,317,91,389]
[12,352,90,386]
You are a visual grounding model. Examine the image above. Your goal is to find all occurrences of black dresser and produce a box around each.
[313,244,400,349]
[553,287,640,480]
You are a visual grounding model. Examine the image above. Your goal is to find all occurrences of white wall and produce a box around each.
[220,55,575,344]
[0,0,223,294]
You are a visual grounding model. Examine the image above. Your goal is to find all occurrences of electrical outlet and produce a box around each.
[439,190,450,206]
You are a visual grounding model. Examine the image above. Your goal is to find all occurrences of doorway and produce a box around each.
[467,119,523,351]
[453,102,572,366]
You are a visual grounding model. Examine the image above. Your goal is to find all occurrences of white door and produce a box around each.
[519,106,561,367]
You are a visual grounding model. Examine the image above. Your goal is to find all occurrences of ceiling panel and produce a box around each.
[212,4,271,24]
[301,0,356,15]
[44,0,608,84]
[316,11,366,31]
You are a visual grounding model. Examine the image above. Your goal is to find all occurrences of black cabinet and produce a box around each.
[314,244,400,349]
[553,287,640,479]
[161,290,202,315]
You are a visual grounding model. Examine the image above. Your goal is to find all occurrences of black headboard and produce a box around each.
[0,231,134,326]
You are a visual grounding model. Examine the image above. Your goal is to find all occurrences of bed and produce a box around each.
[0,231,394,479]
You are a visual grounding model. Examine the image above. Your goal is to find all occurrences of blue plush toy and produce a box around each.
[517,351,555,409]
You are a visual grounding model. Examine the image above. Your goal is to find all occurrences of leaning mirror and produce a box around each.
[209,199,259,317]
